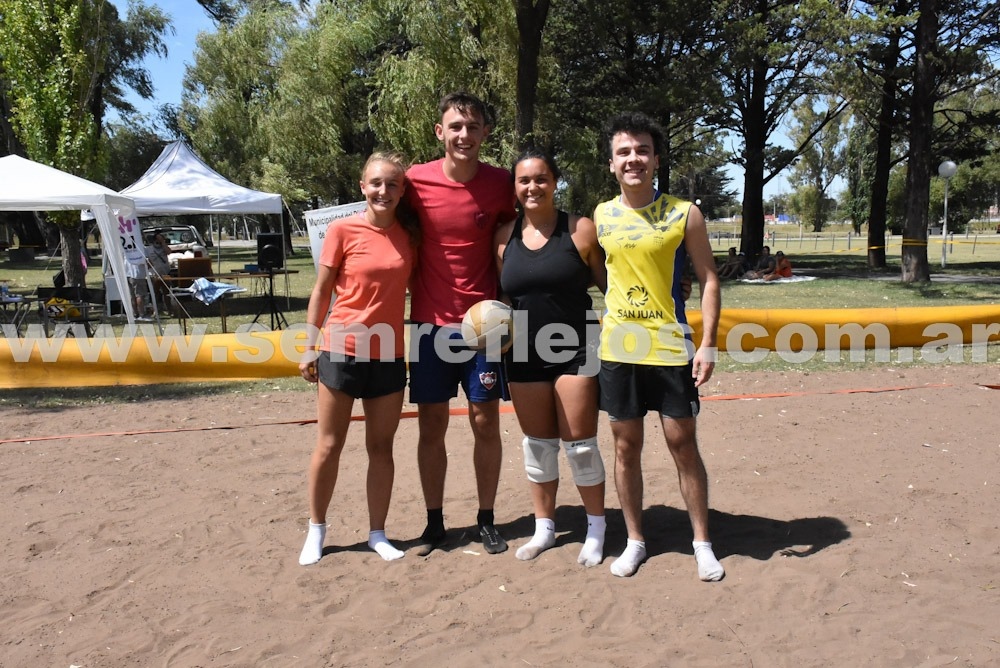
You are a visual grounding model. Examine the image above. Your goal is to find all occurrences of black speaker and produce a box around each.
[257,232,284,270]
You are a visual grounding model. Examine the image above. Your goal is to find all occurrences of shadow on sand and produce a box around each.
[366,504,850,562]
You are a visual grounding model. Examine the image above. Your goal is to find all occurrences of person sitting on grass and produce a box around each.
[716,247,744,280]
[763,251,793,281]
[744,245,775,279]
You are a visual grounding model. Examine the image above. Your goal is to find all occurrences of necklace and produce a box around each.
[529,217,556,238]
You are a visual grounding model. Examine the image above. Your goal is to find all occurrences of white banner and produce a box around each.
[303,201,366,272]
[116,206,146,266]
[99,197,140,324]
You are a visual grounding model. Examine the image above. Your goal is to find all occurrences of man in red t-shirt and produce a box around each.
[406,92,517,555]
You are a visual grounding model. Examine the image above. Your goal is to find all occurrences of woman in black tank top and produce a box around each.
[493,148,610,566]
[501,209,593,355]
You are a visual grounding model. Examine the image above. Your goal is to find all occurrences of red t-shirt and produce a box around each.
[406,159,516,325]
[320,213,414,359]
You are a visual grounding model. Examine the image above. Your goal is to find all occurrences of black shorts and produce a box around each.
[599,361,700,420]
[317,352,406,399]
[504,345,597,383]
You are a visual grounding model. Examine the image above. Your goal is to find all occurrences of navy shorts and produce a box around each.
[317,352,406,399]
[599,361,700,420]
[408,324,509,403]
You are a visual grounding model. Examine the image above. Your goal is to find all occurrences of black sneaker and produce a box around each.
[479,524,508,554]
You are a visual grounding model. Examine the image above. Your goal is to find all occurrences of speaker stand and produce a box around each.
[251,269,288,330]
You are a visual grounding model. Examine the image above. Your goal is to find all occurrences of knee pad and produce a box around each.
[563,437,605,487]
[522,436,560,483]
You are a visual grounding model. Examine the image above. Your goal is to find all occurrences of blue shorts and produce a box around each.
[408,324,509,404]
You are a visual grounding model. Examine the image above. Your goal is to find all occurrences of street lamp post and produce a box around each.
[938,160,957,268]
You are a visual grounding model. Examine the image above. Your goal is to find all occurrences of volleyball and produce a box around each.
[461,299,514,353]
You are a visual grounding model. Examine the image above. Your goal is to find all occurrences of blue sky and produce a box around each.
[110,0,215,117]
[111,0,789,200]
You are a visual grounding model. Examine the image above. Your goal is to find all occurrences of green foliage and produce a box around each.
[1,0,170,176]
[104,116,170,190]
[542,0,727,215]
[670,162,739,221]
[260,4,366,203]
[843,116,876,234]
[182,3,297,195]
[369,0,517,164]
[164,0,1000,250]
[9,0,988,273]
[787,95,847,232]
[1,0,170,286]
[100,1,172,119]
[715,0,869,257]
[886,165,907,234]
[788,185,822,231]
[1,1,103,177]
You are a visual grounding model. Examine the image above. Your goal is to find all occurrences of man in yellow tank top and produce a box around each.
[594,112,725,581]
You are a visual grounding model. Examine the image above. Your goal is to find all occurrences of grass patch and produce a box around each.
[716,274,1000,310]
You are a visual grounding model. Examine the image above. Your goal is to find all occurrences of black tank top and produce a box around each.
[500,210,593,346]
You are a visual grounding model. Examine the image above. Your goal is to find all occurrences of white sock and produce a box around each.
[610,539,647,577]
[298,521,327,566]
[693,540,725,581]
[368,530,405,561]
[516,518,556,560]
[577,514,606,567]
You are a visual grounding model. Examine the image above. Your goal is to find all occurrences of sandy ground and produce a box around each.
[2,364,999,667]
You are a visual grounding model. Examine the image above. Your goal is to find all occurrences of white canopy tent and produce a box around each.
[122,140,286,300]
[0,155,138,325]
[121,140,282,215]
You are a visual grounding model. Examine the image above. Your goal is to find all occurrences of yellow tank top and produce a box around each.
[595,192,691,366]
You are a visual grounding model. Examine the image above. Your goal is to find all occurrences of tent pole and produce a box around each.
[215,215,222,275]
[145,274,163,334]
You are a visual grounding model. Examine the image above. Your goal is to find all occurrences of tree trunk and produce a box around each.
[659,110,672,196]
[1,85,20,156]
[59,224,87,287]
[3,211,46,247]
[40,213,61,251]
[867,31,901,269]
[515,0,549,149]
[740,56,769,261]
[281,210,295,256]
[901,0,938,283]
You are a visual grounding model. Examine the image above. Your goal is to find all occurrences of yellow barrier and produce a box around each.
[0,330,298,389]
[2,306,999,388]
[686,305,1000,352]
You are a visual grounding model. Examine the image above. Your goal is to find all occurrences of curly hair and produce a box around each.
[602,112,664,159]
